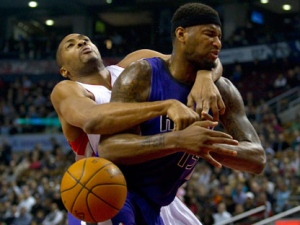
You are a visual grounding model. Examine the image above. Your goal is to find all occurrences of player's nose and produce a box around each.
[77,40,87,47]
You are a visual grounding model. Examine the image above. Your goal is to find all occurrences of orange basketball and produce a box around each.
[60,157,127,223]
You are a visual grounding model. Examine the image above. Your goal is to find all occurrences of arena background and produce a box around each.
[0,0,299,224]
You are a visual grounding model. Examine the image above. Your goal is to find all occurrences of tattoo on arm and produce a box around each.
[141,134,165,148]
[111,60,152,103]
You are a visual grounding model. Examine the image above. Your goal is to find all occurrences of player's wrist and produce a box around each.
[196,70,213,77]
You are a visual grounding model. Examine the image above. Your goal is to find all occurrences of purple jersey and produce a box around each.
[118,57,199,206]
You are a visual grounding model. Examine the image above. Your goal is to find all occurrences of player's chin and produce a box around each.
[202,59,217,70]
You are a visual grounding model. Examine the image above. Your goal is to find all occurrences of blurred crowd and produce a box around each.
[1,13,299,61]
[0,139,74,225]
[0,18,300,224]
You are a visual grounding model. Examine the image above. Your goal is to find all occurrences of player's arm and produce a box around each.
[187,58,225,121]
[99,60,238,168]
[210,77,266,174]
[50,80,198,135]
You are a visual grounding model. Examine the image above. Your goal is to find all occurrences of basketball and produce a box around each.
[60,157,127,223]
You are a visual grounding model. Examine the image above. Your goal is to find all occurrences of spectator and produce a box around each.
[11,206,32,225]
[232,63,243,82]
[0,139,12,166]
[256,192,273,218]
[213,202,232,224]
[274,181,291,213]
[232,204,248,225]
[273,73,287,90]
[42,202,64,225]
[244,192,256,211]
[232,182,247,205]
[16,186,36,214]
[286,68,298,88]
[31,209,45,225]
[272,133,290,152]
[2,202,18,225]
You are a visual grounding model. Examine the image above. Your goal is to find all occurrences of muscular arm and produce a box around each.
[50,80,199,137]
[210,77,266,174]
[99,60,238,167]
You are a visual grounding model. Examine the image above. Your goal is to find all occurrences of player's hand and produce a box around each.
[167,100,200,131]
[178,121,238,168]
[187,71,225,121]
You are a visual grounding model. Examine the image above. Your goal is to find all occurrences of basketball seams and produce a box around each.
[60,157,127,223]
[60,159,113,192]
[85,186,126,222]
[68,159,113,214]
[88,184,127,209]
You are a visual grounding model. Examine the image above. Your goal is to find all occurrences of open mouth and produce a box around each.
[81,47,92,54]
[210,51,219,59]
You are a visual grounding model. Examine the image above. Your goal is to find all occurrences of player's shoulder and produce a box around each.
[122,58,152,74]
[51,80,85,99]
[216,77,243,103]
[53,80,82,91]
[216,76,235,90]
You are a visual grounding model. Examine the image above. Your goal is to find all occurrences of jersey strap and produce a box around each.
[68,131,89,155]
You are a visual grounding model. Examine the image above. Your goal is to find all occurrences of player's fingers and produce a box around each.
[209,146,238,156]
[201,111,213,121]
[202,154,222,168]
[208,136,239,146]
[218,98,226,115]
[174,117,198,131]
[173,122,181,131]
[209,104,220,122]
[202,145,237,156]
[192,120,218,128]
[174,120,186,131]
[195,101,204,116]
[186,95,195,110]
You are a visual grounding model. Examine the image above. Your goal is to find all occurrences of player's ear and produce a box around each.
[175,27,186,43]
[60,67,70,78]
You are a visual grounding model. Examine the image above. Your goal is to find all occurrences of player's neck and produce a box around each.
[167,57,197,85]
[76,69,112,89]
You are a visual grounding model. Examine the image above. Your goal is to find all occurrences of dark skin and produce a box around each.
[99,23,266,174]
[100,60,239,168]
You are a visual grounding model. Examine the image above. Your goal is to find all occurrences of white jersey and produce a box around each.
[76,65,124,156]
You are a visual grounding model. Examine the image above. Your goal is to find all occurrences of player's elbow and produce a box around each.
[83,117,114,135]
[251,147,267,175]
[82,119,100,134]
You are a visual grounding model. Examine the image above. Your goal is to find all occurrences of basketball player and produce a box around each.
[52,33,238,225]
[99,3,266,224]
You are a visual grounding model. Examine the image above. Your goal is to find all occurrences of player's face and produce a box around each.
[60,33,102,71]
[184,24,222,70]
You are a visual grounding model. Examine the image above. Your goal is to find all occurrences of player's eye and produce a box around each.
[66,44,74,49]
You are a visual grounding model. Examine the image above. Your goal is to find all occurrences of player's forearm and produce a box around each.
[98,133,179,165]
[83,100,175,135]
[210,142,266,174]
[195,59,222,82]
[212,58,222,82]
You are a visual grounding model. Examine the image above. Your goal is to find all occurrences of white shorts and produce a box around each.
[160,197,202,225]
[76,196,202,225]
